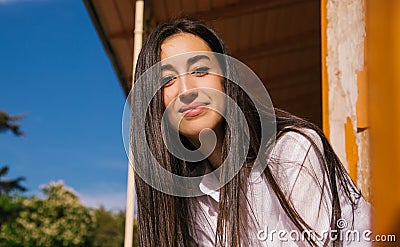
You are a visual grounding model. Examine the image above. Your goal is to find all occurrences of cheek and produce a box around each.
[216,81,226,112]
[163,82,182,108]
[212,76,224,93]
[162,91,179,129]
[166,107,179,130]
[214,92,226,114]
[163,89,174,108]
[217,82,224,93]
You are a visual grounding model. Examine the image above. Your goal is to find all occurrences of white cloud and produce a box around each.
[75,182,136,213]
[32,181,132,213]
[78,190,129,212]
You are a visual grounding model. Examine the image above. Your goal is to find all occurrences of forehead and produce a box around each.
[160,33,212,60]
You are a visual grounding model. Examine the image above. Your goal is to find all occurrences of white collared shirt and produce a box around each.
[189,129,371,246]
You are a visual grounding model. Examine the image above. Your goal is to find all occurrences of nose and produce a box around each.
[177,74,198,104]
[179,90,198,104]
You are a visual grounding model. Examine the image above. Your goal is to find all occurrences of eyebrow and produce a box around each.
[160,64,175,73]
[160,55,211,73]
[187,55,210,67]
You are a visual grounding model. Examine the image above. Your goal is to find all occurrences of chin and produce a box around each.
[179,123,214,138]
[179,117,224,139]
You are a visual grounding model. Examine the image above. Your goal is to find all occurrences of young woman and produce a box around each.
[130,18,371,246]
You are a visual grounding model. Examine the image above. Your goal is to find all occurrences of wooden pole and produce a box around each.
[124,1,144,246]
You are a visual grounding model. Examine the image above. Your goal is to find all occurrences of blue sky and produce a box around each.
[0,0,129,211]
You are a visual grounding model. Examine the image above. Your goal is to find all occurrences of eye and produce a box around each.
[191,67,210,77]
[160,75,177,87]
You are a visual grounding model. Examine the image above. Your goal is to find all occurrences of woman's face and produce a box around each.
[160,33,225,140]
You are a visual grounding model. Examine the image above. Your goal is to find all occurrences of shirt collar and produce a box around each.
[197,161,220,202]
[199,173,220,202]
[195,160,265,203]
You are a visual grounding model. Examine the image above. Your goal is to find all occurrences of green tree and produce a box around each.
[0,166,26,227]
[0,181,95,246]
[0,111,26,227]
[0,111,134,246]
[0,166,26,195]
[92,207,124,247]
[0,111,24,136]
[91,207,138,247]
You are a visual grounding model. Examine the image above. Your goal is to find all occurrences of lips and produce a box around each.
[179,102,209,117]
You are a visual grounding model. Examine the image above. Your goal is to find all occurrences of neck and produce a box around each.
[205,136,223,169]
[187,123,225,169]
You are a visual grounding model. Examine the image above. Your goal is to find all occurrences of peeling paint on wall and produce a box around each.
[345,117,358,183]
[358,129,371,201]
[325,0,370,198]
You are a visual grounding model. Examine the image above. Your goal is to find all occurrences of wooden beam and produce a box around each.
[108,31,134,40]
[83,0,131,96]
[232,30,320,62]
[262,64,321,87]
[194,0,317,21]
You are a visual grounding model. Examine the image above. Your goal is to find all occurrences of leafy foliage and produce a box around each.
[0,111,26,226]
[0,166,26,228]
[0,111,24,136]
[0,193,23,229]
[92,207,125,247]
[0,181,95,246]
[0,166,26,195]
[0,110,26,227]
[0,111,137,246]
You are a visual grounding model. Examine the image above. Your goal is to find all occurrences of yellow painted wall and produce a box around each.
[367,0,400,244]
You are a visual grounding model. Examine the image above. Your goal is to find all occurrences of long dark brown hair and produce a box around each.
[131,18,361,246]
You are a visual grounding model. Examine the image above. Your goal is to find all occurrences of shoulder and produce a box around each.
[271,128,324,166]
[267,128,330,201]
[267,128,334,233]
